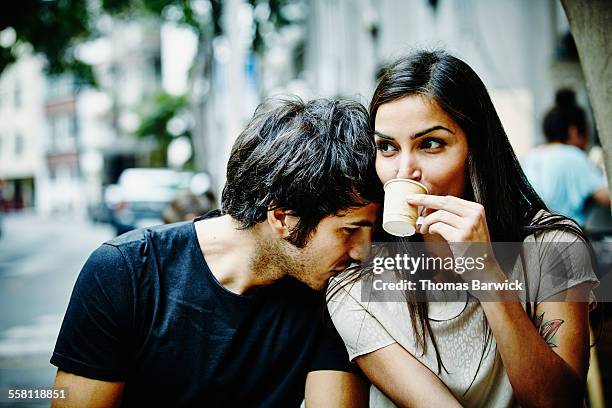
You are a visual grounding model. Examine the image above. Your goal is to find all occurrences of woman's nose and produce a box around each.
[396,154,421,181]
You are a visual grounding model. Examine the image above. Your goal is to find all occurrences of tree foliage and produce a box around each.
[135,92,188,141]
[0,0,224,85]
[134,91,191,167]
[0,0,96,84]
[1,0,304,85]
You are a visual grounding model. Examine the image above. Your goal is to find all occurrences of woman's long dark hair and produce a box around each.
[329,49,597,394]
[370,50,549,241]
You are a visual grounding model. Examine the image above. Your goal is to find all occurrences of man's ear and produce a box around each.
[266,208,296,238]
[567,124,586,148]
[568,124,589,150]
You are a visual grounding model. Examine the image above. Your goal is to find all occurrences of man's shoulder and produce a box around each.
[108,220,192,249]
[100,221,197,273]
[108,221,191,245]
[552,144,590,164]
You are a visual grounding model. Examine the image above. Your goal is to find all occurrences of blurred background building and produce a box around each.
[0,0,597,216]
[0,54,46,212]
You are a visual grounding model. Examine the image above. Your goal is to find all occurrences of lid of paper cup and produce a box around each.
[383,220,416,237]
[383,178,428,193]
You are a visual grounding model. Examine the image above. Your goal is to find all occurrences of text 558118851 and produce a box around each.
[7,388,67,400]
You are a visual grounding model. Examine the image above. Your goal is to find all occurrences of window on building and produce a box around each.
[70,114,79,141]
[14,83,21,109]
[15,132,24,155]
[153,52,162,82]
[50,116,58,150]
[47,75,75,100]
[51,114,78,152]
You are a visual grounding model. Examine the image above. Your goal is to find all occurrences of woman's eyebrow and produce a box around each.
[374,130,394,140]
[375,125,454,141]
[413,125,454,139]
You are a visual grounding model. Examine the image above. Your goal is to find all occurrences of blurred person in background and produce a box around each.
[523,89,610,226]
[0,178,4,238]
[328,50,598,407]
[50,97,382,407]
[162,190,217,224]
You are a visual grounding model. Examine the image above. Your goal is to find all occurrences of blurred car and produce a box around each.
[87,200,114,224]
[105,168,194,235]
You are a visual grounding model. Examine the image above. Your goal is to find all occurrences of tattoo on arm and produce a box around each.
[534,312,565,348]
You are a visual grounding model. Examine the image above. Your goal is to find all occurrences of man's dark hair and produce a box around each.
[221,97,383,247]
[543,89,587,143]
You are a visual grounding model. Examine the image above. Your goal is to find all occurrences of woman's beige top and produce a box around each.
[328,213,598,407]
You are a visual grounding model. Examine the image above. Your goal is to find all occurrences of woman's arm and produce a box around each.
[305,371,369,408]
[408,194,592,407]
[355,343,462,408]
[479,284,590,408]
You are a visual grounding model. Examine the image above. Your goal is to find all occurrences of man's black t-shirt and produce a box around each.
[51,211,354,407]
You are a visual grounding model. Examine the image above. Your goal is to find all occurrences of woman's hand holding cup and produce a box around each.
[406,194,511,299]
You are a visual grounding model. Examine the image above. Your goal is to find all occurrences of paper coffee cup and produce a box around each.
[382,179,428,237]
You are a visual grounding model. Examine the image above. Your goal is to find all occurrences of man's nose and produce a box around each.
[348,230,373,262]
[396,153,421,181]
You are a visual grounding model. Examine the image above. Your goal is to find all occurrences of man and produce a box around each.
[51,98,382,407]
[523,89,610,226]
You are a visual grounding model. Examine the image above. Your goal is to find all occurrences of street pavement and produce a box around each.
[0,212,113,407]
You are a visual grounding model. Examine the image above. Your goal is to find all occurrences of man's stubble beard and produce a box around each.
[251,237,324,291]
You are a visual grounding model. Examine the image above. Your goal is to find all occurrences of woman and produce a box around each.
[327,50,599,407]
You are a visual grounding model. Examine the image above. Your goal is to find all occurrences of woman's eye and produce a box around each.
[420,138,445,150]
[376,141,397,153]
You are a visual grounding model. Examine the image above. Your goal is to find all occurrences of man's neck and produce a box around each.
[194,215,283,295]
